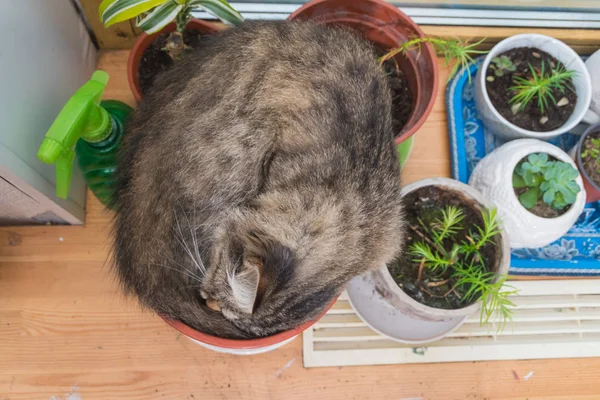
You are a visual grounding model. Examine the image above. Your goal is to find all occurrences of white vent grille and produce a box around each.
[303,280,600,367]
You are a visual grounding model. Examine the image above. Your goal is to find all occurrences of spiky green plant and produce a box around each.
[379,37,488,82]
[407,206,516,329]
[513,152,581,210]
[509,61,576,113]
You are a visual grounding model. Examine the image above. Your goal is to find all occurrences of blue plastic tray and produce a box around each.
[446,59,600,276]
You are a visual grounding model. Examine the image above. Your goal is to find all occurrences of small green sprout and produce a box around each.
[509,61,576,113]
[581,137,600,174]
[581,138,600,159]
[489,55,516,77]
[407,206,515,329]
[513,153,581,211]
[379,37,488,82]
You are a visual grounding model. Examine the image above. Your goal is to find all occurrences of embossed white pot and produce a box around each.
[372,178,511,323]
[469,139,586,249]
[474,34,592,141]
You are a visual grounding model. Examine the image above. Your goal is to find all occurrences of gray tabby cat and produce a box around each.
[114,21,404,339]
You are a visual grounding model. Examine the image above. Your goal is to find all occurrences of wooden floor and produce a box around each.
[1,50,600,400]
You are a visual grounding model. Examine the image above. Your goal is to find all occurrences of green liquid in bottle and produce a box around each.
[75,100,133,208]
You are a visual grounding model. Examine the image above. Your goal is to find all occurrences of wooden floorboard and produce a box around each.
[1,49,599,399]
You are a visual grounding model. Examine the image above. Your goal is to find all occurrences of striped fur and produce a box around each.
[113,21,405,338]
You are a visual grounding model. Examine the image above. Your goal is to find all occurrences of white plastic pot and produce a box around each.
[372,178,511,323]
[469,139,586,249]
[474,34,592,141]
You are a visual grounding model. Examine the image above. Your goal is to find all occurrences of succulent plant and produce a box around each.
[489,55,516,77]
[540,162,581,209]
[512,152,581,211]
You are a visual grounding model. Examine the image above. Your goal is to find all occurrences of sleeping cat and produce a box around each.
[113,21,404,339]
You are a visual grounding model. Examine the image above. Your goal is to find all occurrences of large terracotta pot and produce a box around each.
[127,19,221,102]
[288,0,438,144]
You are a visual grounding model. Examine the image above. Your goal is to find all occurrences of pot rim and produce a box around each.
[161,295,337,349]
[378,177,511,318]
[576,122,600,194]
[127,19,221,102]
[478,33,592,139]
[287,0,438,144]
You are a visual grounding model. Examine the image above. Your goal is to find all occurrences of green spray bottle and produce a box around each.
[37,70,133,208]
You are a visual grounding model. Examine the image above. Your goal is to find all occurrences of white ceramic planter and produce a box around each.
[469,139,586,249]
[474,34,592,141]
[372,178,511,323]
[583,49,600,125]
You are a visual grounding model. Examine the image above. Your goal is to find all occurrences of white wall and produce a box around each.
[0,0,97,224]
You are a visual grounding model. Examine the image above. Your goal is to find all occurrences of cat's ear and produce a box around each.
[230,230,296,314]
[229,257,262,314]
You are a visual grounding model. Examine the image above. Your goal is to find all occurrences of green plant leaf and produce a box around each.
[379,37,487,83]
[407,204,514,330]
[543,187,556,205]
[539,161,581,209]
[490,55,516,77]
[100,0,168,27]
[190,0,244,26]
[522,170,542,187]
[525,153,549,172]
[508,62,576,113]
[512,172,527,188]
[553,192,567,209]
[136,1,183,34]
[566,181,581,194]
[540,180,550,191]
[434,206,464,242]
[560,186,577,205]
[564,165,580,180]
[99,0,118,17]
[519,187,539,209]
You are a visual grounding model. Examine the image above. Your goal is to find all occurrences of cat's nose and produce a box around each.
[206,299,221,312]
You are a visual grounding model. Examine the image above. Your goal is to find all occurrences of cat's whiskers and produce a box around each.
[173,206,206,276]
[185,204,206,275]
[164,256,201,279]
[151,263,203,282]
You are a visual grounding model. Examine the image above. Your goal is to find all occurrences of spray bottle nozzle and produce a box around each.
[37,71,112,199]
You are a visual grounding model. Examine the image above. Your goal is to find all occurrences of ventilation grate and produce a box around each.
[303,280,600,367]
